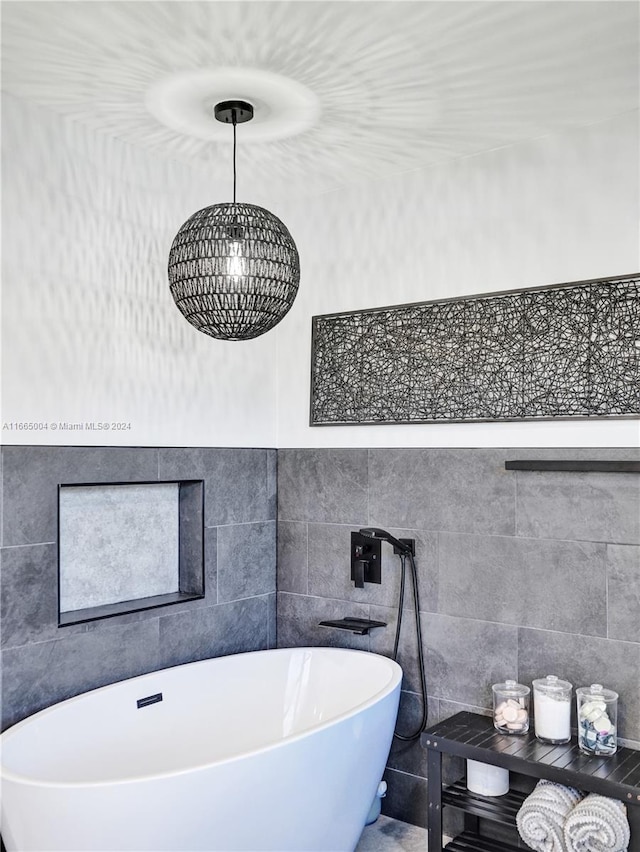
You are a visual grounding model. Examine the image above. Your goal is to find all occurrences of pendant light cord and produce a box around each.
[232,113,237,205]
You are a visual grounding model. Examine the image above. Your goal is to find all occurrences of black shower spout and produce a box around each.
[359,527,414,556]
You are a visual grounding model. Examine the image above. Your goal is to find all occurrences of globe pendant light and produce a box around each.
[168,100,300,341]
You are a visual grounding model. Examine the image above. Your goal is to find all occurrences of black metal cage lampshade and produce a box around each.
[168,202,300,340]
[168,100,300,341]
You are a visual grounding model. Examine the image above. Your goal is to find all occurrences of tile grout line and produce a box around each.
[305,521,310,596]
[514,468,519,537]
[214,526,219,605]
[1,541,56,550]
[605,542,610,640]
[212,519,276,529]
[272,518,638,548]
[367,448,371,649]
[513,454,520,690]
[384,766,429,782]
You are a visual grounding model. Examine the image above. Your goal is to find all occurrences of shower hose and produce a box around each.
[392,550,429,741]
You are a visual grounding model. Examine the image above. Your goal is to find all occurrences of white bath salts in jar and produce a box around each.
[492,680,530,734]
[532,675,572,744]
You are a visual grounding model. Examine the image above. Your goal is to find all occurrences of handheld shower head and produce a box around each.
[358,527,427,738]
[359,527,413,555]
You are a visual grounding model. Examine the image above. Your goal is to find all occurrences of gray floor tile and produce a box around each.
[355,816,428,852]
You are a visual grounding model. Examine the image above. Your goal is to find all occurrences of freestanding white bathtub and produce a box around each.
[0,647,402,852]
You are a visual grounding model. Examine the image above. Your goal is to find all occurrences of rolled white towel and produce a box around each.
[516,780,585,852]
[563,794,630,852]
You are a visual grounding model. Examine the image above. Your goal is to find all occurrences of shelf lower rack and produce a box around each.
[444,830,520,852]
[442,781,527,826]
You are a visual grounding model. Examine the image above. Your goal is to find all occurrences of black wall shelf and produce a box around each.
[505,460,640,473]
[318,617,387,635]
[58,591,205,627]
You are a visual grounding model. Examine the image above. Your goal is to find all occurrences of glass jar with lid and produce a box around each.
[576,684,618,756]
[532,675,572,743]
[492,680,530,734]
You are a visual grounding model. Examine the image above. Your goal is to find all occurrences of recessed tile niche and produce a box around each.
[58,480,204,625]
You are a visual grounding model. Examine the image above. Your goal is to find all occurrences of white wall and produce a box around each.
[1,93,278,448]
[3,96,638,450]
[275,111,640,447]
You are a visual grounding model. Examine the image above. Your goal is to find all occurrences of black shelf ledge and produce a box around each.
[318,617,387,635]
[444,830,520,852]
[58,591,204,627]
[505,460,640,474]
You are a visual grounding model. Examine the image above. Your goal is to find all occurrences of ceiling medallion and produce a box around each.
[146,67,320,142]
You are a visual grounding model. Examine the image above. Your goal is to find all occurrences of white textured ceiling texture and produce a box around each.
[2,1,638,200]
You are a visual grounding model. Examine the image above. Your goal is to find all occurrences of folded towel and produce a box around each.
[563,794,630,852]
[516,780,585,852]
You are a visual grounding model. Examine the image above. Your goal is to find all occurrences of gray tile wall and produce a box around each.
[0,445,277,730]
[3,444,638,832]
[276,447,640,828]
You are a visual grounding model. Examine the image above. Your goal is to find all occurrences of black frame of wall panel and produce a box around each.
[57,479,205,626]
[309,273,640,425]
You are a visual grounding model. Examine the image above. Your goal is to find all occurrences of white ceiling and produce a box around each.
[2,1,638,200]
